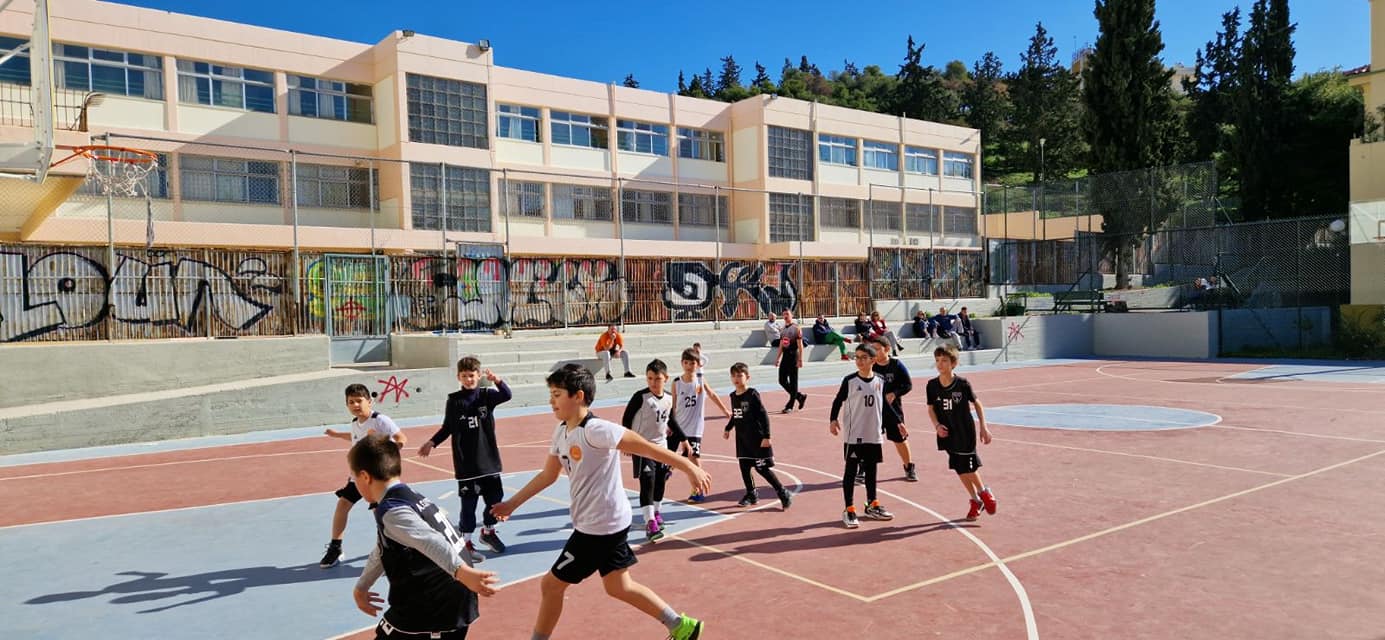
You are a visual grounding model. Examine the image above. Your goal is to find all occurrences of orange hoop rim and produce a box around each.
[52,144,160,169]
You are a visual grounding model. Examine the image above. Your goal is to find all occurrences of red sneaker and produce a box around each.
[979,488,997,515]
[966,498,982,521]
[840,354,850,361]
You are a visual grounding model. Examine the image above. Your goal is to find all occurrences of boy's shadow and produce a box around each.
[25,555,369,614]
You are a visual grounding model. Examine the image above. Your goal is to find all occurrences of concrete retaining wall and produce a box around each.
[1094,312,1218,359]
[971,314,1095,361]
[1219,307,1332,353]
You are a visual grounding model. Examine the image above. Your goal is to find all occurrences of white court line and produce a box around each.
[1096,363,1385,394]
[976,405,1221,429]
[987,385,1385,416]
[996,438,1292,478]
[1214,424,1385,445]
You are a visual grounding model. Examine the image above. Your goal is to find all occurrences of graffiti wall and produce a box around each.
[869,248,986,301]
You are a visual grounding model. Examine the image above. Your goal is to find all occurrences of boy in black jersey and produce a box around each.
[419,357,513,564]
[722,362,791,509]
[349,433,499,639]
[926,345,996,521]
[830,343,895,528]
[870,336,918,482]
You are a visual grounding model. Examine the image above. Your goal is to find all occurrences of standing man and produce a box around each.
[774,310,807,414]
[595,324,636,382]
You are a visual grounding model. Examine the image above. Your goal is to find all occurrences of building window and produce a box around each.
[906,203,938,233]
[768,192,814,242]
[552,184,613,221]
[406,73,488,149]
[176,60,275,113]
[863,140,899,171]
[677,193,729,227]
[55,44,163,99]
[869,200,902,231]
[768,126,812,180]
[551,112,608,149]
[905,147,939,175]
[621,189,672,224]
[943,206,978,235]
[77,153,169,198]
[818,134,857,167]
[180,155,281,204]
[0,36,30,84]
[677,128,724,162]
[288,75,372,124]
[616,120,669,156]
[409,163,491,232]
[819,197,861,230]
[295,164,377,209]
[943,151,974,179]
[504,180,545,217]
[497,104,541,142]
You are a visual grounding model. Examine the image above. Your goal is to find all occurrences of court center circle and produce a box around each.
[986,404,1220,431]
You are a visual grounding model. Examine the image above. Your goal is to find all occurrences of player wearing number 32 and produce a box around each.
[492,364,709,640]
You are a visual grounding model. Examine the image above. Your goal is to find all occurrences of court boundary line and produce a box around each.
[995,437,1293,478]
[1213,424,1385,444]
[986,385,1385,416]
[1095,363,1385,394]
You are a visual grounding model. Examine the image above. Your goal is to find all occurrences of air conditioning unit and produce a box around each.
[908,238,921,246]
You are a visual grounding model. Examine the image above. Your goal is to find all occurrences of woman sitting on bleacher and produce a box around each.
[867,311,902,357]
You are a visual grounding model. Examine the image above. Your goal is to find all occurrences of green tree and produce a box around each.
[687,73,708,99]
[962,51,1010,172]
[1186,8,1242,163]
[677,71,688,95]
[717,55,743,95]
[751,61,776,94]
[622,74,639,89]
[890,36,959,121]
[1010,22,1083,183]
[1234,0,1296,219]
[1283,71,1365,214]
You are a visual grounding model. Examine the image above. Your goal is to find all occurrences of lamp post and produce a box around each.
[1038,137,1046,242]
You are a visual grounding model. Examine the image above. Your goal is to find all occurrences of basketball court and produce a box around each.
[3,357,1383,639]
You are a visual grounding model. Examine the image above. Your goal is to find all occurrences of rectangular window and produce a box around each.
[504,180,545,217]
[676,193,729,227]
[616,120,669,156]
[768,126,812,180]
[55,44,163,99]
[76,153,170,198]
[406,73,488,149]
[409,163,492,231]
[621,189,672,223]
[906,203,938,234]
[869,200,902,231]
[676,128,724,162]
[177,60,275,113]
[817,134,857,167]
[862,140,899,171]
[943,206,978,235]
[768,192,814,242]
[905,146,939,175]
[551,184,613,221]
[0,36,31,85]
[295,164,378,209]
[180,155,281,204]
[550,111,608,149]
[943,151,974,179]
[497,104,541,142]
[288,75,373,124]
[819,197,861,229]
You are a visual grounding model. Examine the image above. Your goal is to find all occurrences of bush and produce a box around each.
[1336,307,1385,359]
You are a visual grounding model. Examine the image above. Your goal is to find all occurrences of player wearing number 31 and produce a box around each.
[492,364,709,640]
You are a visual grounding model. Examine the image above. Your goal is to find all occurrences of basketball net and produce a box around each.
[56,145,160,249]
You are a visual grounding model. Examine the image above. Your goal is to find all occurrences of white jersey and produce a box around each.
[622,388,673,446]
[831,373,884,445]
[551,415,632,536]
[673,377,706,439]
[350,412,401,444]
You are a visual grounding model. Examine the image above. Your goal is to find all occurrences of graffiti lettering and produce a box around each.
[0,251,108,342]
[662,261,798,320]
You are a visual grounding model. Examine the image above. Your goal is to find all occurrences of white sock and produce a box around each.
[642,505,655,522]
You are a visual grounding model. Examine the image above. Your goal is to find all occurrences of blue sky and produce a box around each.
[110,0,1368,91]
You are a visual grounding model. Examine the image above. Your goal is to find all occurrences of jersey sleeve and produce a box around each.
[829,376,851,421]
[925,379,939,405]
[585,418,625,450]
[621,391,644,430]
[381,506,465,575]
[894,360,914,397]
[962,378,977,403]
[431,397,455,446]
[375,414,402,437]
[549,424,564,456]
[748,390,771,438]
[487,382,513,408]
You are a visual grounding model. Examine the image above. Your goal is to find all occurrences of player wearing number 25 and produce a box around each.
[419,357,513,564]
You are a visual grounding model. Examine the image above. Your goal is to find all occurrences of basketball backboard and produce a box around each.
[0,0,53,182]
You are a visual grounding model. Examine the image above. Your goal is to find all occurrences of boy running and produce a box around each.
[672,348,731,503]
[829,344,895,528]
[321,383,405,568]
[927,345,997,521]
[620,359,684,542]
[723,363,791,509]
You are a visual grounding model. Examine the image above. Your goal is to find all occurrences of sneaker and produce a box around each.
[667,614,704,640]
[979,488,998,515]
[782,404,794,414]
[624,371,636,378]
[864,502,894,521]
[688,493,706,504]
[842,508,860,529]
[605,372,614,382]
[840,354,850,361]
[796,393,807,411]
[319,542,343,568]
[646,520,665,543]
[966,498,983,522]
[777,489,792,510]
[461,540,485,564]
[478,528,506,554]
[654,511,665,529]
[904,463,918,482]
[737,492,758,507]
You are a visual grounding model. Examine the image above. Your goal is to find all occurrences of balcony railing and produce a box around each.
[0,82,95,131]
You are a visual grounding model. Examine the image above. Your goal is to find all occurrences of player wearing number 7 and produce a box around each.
[492,364,710,640]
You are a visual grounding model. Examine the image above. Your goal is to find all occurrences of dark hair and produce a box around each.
[961,306,968,312]
[871,335,892,351]
[546,364,596,406]
[856,342,879,358]
[729,362,750,376]
[345,383,371,400]
[934,344,960,363]
[348,432,402,481]
[680,348,698,363]
[692,342,702,349]
[646,358,669,376]
[457,356,481,373]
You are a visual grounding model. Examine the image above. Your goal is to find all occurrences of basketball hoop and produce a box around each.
[51,145,159,197]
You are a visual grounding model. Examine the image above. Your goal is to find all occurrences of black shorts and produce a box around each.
[632,455,669,479]
[457,475,503,500]
[682,436,702,457]
[551,527,637,584]
[948,452,982,474]
[375,619,468,639]
[843,442,883,464]
[883,409,908,443]
[335,479,363,504]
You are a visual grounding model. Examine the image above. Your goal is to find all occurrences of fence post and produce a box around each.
[204,247,213,339]
[833,261,841,317]
[289,150,301,336]
[1296,218,1303,351]
[616,178,627,327]
[796,192,806,317]
[713,185,722,330]
[561,256,570,330]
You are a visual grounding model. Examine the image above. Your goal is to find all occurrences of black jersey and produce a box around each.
[375,483,478,631]
[725,388,773,460]
[872,358,913,419]
[430,382,513,480]
[926,376,977,454]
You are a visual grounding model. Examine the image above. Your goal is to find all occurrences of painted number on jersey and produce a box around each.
[864,395,876,407]
[941,398,954,411]
[466,416,480,430]
[683,395,697,408]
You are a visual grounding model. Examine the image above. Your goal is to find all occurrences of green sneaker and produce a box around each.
[667,614,704,640]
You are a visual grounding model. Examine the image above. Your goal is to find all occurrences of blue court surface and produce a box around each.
[985,404,1220,431]
[1222,364,1385,385]
[0,472,727,640]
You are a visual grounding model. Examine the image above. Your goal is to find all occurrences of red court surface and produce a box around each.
[4,359,1384,639]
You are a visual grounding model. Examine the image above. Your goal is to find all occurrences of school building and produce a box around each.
[1348,0,1385,306]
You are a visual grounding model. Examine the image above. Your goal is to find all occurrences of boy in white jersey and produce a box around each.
[493,364,710,640]
[620,359,684,542]
[672,348,731,503]
[320,383,406,568]
[829,344,895,529]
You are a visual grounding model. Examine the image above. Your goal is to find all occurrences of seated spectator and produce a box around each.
[911,310,935,339]
[868,311,902,356]
[853,313,872,342]
[931,306,957,339]
[594,324,635,382]
[812,314,852,361]
[957,306,980,350]
[763,312,783,347]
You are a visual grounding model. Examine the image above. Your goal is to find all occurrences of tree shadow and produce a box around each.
[645,518,975,560]
[25,555,369,614]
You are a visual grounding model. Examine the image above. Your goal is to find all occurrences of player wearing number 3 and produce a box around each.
[927,345,997,521]
[492,364,710,640]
